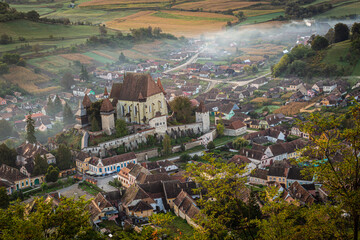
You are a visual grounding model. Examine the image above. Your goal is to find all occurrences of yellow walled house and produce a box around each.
[0,164,44,192]
[110,73,168,124]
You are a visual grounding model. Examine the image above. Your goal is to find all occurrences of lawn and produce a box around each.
[254,105,280,113]
[213,135,237,146]
[78,181,104,195]
[168,212,194,239]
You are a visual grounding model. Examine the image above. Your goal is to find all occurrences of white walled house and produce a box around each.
[88,152,137,175]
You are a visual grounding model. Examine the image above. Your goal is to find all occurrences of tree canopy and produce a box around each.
[26,114,36,143]
[169,96,195,124]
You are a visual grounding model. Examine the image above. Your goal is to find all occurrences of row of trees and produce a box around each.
[272,22,360,78]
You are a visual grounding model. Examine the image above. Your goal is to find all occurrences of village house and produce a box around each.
[118,163,151,188]
[0,179,14,195]
[173,190,201,228]
[286,181,316,206]
[250,77,268,89]
[267,167,287,185]
[223,120,247,136]
[16,142,56,166]
[323,81,337,93]
[0,164,44,191]
[88,192,119,224]
[286,167,314,187]
[244,127,286,144]
[290,125,309,139]
[249,168,268,185]
[0,97,7,105]
[88,152,137,176]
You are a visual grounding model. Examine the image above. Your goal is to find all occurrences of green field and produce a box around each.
[83,51,114,64]
[238,11,284,25]
[352,60,360,76]
[0,19,98,39]
[10,4,55,15]
[315,1,360,18]
[46,8,138,24]
[28,55,73,74]
[255,105,281,113]
[322,40,351,67]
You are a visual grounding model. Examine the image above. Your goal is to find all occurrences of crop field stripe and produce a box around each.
[152,11,234,22]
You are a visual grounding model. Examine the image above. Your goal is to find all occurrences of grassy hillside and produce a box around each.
[0,19,98,40]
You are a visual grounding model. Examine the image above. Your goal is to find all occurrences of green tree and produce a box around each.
[334,22,350,43]
[118,52,127,63]
[272,54,290,77]
[298,102,360,240]
[206,141,215,150]
[33,153,48,176]
[56,144,72,170]
[0,187,9,209]
[0,62,9,74]
[235,11,246,22]
[162,134,172,156]
[216,122,224,136]
[311,35,329,51]
[79,65,89,82]
[46,96,55,117]
[53,95,62,113]
[115,119,128,137]
[26,10,40,21]
[351,22,360,40]
[63,102,74,125]
[149,213,175,238]
[0,143,16,167]
[0,196,101,239]
[45,165,59,182]
[186,154,260,239]
[61,72,74,90]
[2,53,20,65]
[180,153,191,162]
[26,114,36,143]
[99,25,107,36]
[232,137,248,150]
[0,33,12,44]
[325,27,335,44]
[0,119,13,140]
[257,187,350,240]
[169,96,195,124]
[91,114,100,132]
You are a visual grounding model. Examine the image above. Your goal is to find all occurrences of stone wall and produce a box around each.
[135,148,159,162]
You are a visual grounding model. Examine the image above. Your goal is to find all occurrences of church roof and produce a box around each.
[157,78,166,95]
[104,87,108,96]
[100,98,114,112]
[110,73,163,101]
[82,94,92,108]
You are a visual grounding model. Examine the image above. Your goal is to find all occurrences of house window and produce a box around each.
[22,182,24,187]
[99,168,102,172]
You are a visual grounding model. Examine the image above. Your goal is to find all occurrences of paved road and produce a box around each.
[164,48,205,74]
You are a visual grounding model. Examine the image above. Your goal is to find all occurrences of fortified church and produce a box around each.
[75,73,210,137]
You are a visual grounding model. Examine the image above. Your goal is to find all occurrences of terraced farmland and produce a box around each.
[106,10,237,37]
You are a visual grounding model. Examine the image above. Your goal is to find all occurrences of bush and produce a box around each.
[179,153,191,162]
[311,35,329,51]
[207,141,215,150]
